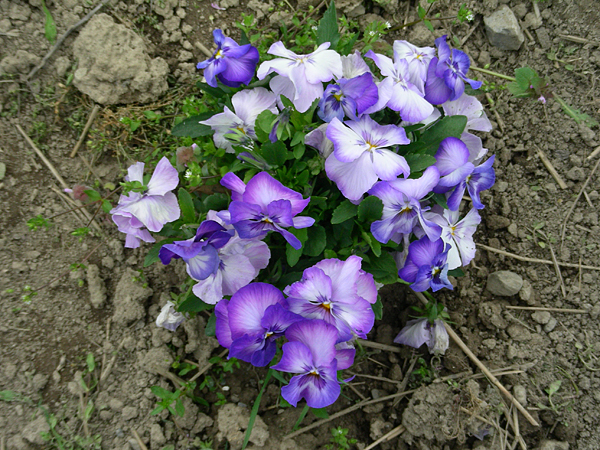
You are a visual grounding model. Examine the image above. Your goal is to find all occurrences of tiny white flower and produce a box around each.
[385,21,391,29]
[184,169,192,179]
[156,301,186,332]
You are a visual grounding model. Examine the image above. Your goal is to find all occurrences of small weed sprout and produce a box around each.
[325,427,357,450]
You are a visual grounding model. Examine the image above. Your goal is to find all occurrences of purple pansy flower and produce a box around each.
[196,29,259,88]
[340,51,371,78]
[110,157,181,248]
[215,283,303,366]
[446,155,496,211]
[433,137,475,193]
[257,42,343,113]
[442,93,493,163]
[191,211,271,304]
[399,236,453,292]
[369,166,442,244]
[220,172,314,250]
[200,88,278,153]
[284,256,376,341]
[317,73,379,122]
[426,206,481,270]
[325,115,411,202]
[364,50,434,122]
[305,124,334,159]
[425,35,482,105]
[394,318,449,355]
[392,40,436,92]
[159,220,232,282]
[156,301,186,332]
[271,319,341,408]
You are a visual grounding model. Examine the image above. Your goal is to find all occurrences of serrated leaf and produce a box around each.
[363,252,398,283]
[203,192,229,212]
[316,0,340,49]
[403,116,468,162]
[304,225,326,257]
[178,188,196,223]
[171,113,214,138]
[101,200,113,214]
[547,380,562,396]
[358,196,383,222]
[331,200,358,224]
[361,231,381,257]
[260,140,288,167]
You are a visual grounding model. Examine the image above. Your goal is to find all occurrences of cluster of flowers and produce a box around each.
[109,28,496,407]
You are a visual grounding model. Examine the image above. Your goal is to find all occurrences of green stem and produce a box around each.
[470,66,516,81]
[242,370,273,450]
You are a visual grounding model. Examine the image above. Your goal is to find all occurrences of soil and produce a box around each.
[1,0,599,449]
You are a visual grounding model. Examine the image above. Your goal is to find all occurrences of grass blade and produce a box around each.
[242,370,273,449]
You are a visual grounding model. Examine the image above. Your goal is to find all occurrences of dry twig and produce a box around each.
[505,305,587,314]
[358,339,401,353]
[363,425,406,450]
[131,429,149,450]
[586,145,600,160]
[70,104,101,158]
[99,338,127,387]
[536,148,567,189]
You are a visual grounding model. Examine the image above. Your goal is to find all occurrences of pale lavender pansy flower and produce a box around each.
[200,88,278,153]
[196,29,259,88]
[394,318,449,355]
[425,35,482,105]
[340,51,371,79]
[392,40,436,92]
[156,301,186,332]
[426,206,481,270]
[325,115,411,201]
[271,319,341,408]
[364,50,434,122]
[222,172,314,250]
[257,42,343,113]
[446,155,496,211]
[442,93,493,163]
[159,220,233,283]
[399,236,453,292]
[433,137,475,193]
[284,256,376,341]
[369,166,442,244]
[215,283,303,366]
[317,72,378,122]
[110,157,180,248]
[305,123,334,159]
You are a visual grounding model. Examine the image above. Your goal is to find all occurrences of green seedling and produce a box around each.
[325,427,357,450]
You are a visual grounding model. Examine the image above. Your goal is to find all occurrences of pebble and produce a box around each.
[487,271,523,296]
[513,385,527,405]
[482,338,497,349]
[537,440,569,450]
[544,317,557,333]
[566,167,585,182]
[519,279,535,304]
[483,5,524,51]
[122,406,138,420]
[507,324,531,341]
[531,311,551,324]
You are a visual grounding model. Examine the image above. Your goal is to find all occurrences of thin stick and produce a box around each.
[477,243,600,271]
[471,66,516,81]
[189,348,228,383]
[536,148,567,189]
[99,338,126,387]
[460,20,480,47]
[49,186,102,233]
[586,145,600,160]
[561,157,600,249]
[79,391,90,438]
[347,382,367,401]
[1,436,5,450]
[195,41,213,58]
[349,373,400,385]
[413,292,539,427]
[358,339,401,353]
[363,425,406,450]
[285,389,417,440]
[131,429,149,450]
[26,0,111,81]
[70,104,101,158]
[505,305,588,314]
[548,243,567,298]
[50,186,89,225]
[485,93,505,133]
[558,34,600,47]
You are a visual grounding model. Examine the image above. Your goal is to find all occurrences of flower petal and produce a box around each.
[121,193,180,232]
[325,152,378,202]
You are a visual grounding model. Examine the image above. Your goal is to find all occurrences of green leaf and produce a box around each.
[311,407,329,419]
[363,252,398,283]
[447,267,465,277]
[0,391,17,402]
[423,19,434,32]
[403,116,468,162]
[83,400,94,421]
[331,200,358,224]
[171,113,214,138]
[372,296,383,320]
[361,231,381,257]
[86,353,96,372]
[293,143,305,159]
[303,225,327,257]
[101,200,113,214]
[358,196,383,222]
[270,371,289,385]
[41,0,56,44]
[203,192,229,212]
[150,386,173,399]
[546,380,562,396]
[260,140,288,167]
[83,189,102,203]
[242,370,273,450]
[178,188,196,223]
[417,5,427,19]
[292,404,310,431]
[286,228,308,267]
[255,109,278,142]
[196,81,230,98]
[178,293,213,313]
[175,398,185,417]
[316,1,340,49]
[205,311,217,336]
[404,154,438,173]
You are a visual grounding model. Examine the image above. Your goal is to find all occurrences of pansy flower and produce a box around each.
[399,236,453,292]
[394,318,449,355]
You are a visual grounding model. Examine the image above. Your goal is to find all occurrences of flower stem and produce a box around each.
[470,66,516,82]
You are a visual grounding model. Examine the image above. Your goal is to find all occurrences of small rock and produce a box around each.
[535,27,552,50]
[487,271,523,296]
[507,324,531,341]
[519,279,535,304]
[578,124,596,144]
[150,424,166,449]
[590,304,600,319]
[486,214,511,230]
[217,403,269,449]
[9,3,31,21]
[513,385,527,405]
[7,435,33,450]
[109,398,124,412]
[508,222,518,237]
[22,416,50,445]
[0,50,40,74]
[101,256,115,269]
[389,364,402,381]
[544,317,557,333]
[31,373,48,391]
[482,338,497,349]
[523,12,542,29]
[4,362,18,379]
[111,267,152,325]
[531,311,551,324]
[566,167,585,182]
[141,346,175,374]
[483,5,525,51]
[537,440,569,450]
[122,406,138,420]
[192,412,214,434]
[87,264,107,309]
